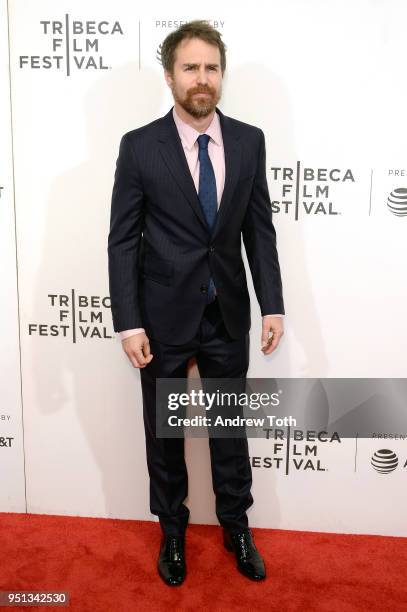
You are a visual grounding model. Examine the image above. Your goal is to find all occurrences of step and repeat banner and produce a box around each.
[1,0,406,536]
[0,0,26,512]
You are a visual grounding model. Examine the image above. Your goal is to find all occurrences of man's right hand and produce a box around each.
[121,333,153,368]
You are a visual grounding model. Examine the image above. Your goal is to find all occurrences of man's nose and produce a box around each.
[196,67,208,85]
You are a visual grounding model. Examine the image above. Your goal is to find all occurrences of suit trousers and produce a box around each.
[139,297,253,536]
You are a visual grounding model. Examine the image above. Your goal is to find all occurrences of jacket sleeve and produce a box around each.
[242,129,285,316]
[108,132,145,332]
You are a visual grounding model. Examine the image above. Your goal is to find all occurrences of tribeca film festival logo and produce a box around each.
[251,429,341,475]
[270,164,407,220]
[19,16,124,76]
[270,164,355,221]
[155,19,225,65]
[28,290,113,342]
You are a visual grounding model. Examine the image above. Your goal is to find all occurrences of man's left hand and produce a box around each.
[261,316,284,355]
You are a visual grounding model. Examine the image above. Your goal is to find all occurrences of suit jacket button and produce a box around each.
[209,246,215,253]
[200,284,208,293]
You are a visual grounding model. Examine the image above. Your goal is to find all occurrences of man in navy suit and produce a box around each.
[108,20,285,586]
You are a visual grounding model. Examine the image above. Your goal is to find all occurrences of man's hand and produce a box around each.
[261,316,284,355]
[122,332,153,368]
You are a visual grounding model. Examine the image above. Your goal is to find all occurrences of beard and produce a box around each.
[171,81,221,118]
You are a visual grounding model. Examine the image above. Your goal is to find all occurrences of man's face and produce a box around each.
[165,37,223,119]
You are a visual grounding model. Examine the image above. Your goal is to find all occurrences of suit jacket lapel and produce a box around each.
[157,108,208,231]
[157,106,242,237]
[212,107,241,239]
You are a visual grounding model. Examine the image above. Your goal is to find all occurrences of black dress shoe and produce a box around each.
[157,534,186,586]
[223,528,266,580]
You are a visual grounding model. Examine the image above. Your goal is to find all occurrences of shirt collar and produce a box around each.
[172,106,222,151]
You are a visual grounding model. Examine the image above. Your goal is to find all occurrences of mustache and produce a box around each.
[188,86,215,96]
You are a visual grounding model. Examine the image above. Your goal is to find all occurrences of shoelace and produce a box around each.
[232,530,254,560]
[166,536,184,562]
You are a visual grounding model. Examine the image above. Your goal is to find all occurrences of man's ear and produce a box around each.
[164,70,173,88]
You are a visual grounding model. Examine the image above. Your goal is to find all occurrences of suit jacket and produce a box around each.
[108,106,285,345]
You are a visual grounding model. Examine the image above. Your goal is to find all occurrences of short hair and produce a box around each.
[160,20,226,75]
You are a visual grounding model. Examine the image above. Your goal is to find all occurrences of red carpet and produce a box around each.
[1,512,406,611]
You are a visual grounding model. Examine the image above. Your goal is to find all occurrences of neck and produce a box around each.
[173,102,216,133]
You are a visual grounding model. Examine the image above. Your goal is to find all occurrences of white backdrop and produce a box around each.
[2,0,407,536]
[0,0,26,512]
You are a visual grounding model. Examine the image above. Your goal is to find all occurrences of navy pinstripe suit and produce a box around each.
[108,106,284,535]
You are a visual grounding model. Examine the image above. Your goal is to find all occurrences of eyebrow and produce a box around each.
[181,63,220,68]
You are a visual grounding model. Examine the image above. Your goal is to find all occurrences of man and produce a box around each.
[108,20,285,586]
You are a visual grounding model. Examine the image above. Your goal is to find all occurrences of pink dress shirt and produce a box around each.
[119,107,283,341]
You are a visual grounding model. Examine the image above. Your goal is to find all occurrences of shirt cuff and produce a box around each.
[119,328,145,341]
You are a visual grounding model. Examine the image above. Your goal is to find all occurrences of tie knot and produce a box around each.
[197,133,210,150]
